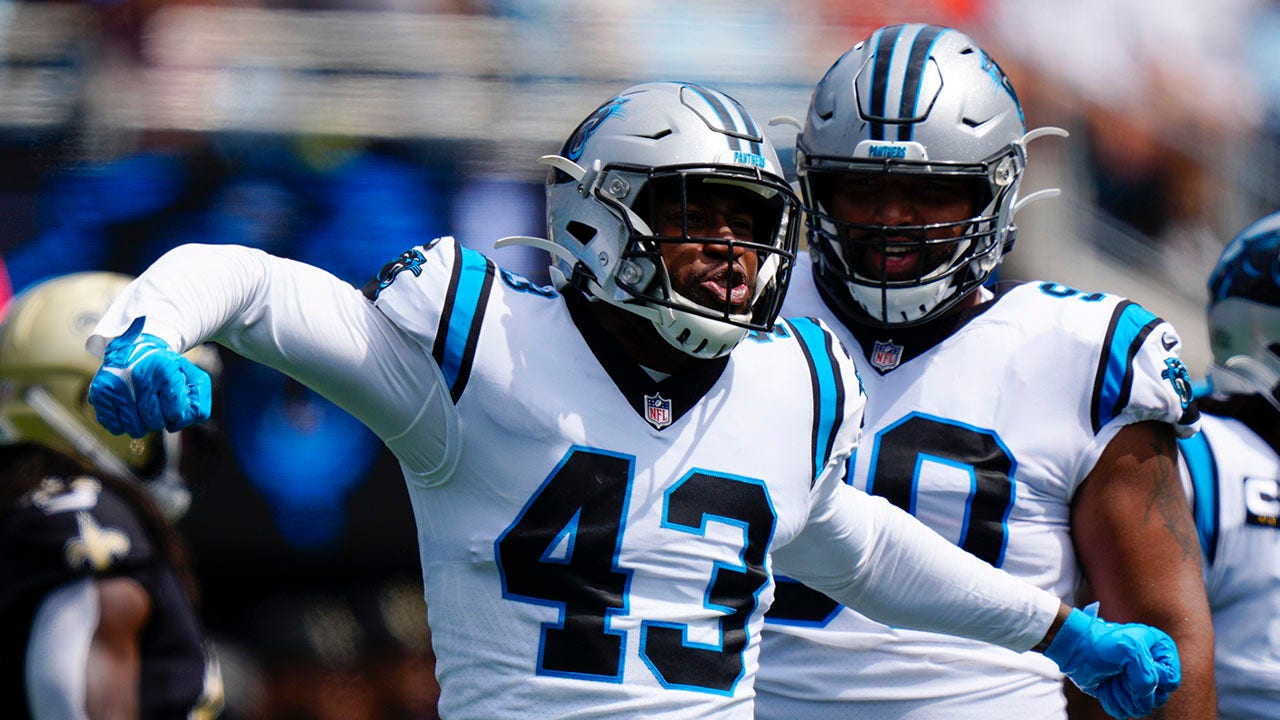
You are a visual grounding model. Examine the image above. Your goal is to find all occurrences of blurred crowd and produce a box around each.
[1,0,1278,717]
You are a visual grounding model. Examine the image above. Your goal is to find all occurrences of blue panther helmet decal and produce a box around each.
[562,96,630,164]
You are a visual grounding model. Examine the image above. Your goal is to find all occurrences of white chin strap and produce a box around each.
[494,235,579,286]
[650,293,749,359]
[845,232,971,324]
[849,276,954,325]
[25,386,139,482]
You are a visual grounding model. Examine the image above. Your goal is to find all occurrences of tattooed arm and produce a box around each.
[1068,421,1216,720]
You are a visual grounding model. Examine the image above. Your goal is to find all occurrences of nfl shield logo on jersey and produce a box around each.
[871,339,904,371]
[644,393,672,430]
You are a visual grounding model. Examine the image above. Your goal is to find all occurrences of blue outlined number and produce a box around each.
[496,448,776,694]
[866,414,1015,566]
[768,414,1015,625]
[1038,282,1106,302]
[496,449,632,683]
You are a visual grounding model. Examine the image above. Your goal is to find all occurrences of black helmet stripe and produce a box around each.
[897,24,946,141]
[737,102,764,156]
[685,82,762,156]
[867,24,905,141]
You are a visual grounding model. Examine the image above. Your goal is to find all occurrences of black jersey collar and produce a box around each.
[564,292,729,431]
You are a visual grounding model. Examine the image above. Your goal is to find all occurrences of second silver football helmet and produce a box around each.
[503,81,801,359]
[798,23,1062,326]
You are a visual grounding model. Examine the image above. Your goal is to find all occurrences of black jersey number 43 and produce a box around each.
[496,446,776,695]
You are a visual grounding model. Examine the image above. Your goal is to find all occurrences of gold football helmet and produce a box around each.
[0,271,217,518]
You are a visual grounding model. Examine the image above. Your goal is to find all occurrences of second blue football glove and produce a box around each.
[1043,602,1181,719]
[89,317,212,438]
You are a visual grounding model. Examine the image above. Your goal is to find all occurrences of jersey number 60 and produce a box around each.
[769,414,1015,625]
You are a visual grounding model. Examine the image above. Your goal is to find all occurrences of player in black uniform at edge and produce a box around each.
[0,271,224,719]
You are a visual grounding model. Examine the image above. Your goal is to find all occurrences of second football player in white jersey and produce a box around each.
[1180,211,1280,720]
[756,24,1213,720]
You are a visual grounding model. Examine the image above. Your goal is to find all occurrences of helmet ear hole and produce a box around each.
[566,221,597,244]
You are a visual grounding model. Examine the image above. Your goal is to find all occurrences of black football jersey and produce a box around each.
[0,476,221,718]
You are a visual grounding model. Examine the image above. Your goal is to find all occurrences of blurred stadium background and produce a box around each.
[0,0,1275,717]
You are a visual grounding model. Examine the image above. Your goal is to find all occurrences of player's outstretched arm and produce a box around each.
[774,483,1180,719]
[85,242,460,479]
[1037,602,1181,719]
[89,317,211,438]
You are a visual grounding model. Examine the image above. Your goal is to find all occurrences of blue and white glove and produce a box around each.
[1043,602,1181,719]
[88,317,212,438]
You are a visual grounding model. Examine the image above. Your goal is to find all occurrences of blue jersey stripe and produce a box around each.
[787,318,845,485]
[1091,301,1161,432]
[433,244,494,402]
[1178,433,1220,564]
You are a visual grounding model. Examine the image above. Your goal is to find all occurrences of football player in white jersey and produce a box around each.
[756,23,1215,720]
[82,82,1177,720]
[1179,211,1280,719]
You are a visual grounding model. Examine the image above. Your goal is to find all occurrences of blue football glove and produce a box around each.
[1043,602,1181,719]
[88,317,212,438]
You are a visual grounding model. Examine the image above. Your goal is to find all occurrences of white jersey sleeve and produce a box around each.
[1076,291,1201,482]
[773,482,1059,652]
[88,242,458,480]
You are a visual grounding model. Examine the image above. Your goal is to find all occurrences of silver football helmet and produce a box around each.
[797,23,1063,326]
[1206,210,1280,409]
[500,81,801,359]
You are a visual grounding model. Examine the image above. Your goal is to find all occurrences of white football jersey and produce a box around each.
[91,242,1062,720]
[756,256,1200,720]
[1181,412,1280,720]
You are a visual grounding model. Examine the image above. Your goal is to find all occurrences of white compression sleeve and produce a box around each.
[773,483,1060,652]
